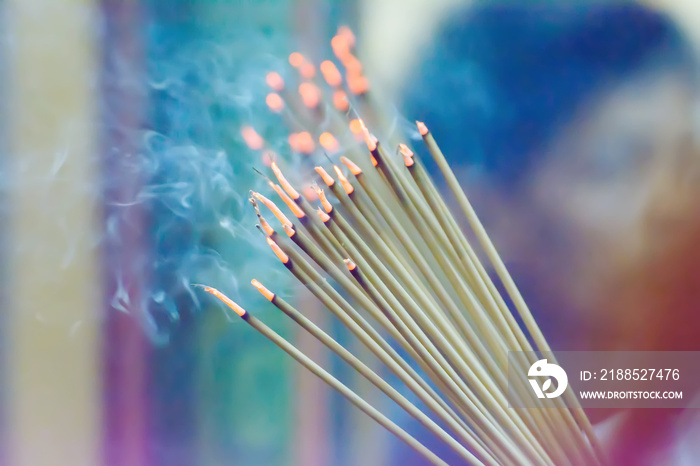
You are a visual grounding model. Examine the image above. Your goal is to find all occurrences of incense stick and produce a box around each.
[197,27,607,466]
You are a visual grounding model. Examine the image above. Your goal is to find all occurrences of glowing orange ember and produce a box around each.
[347,74,369,95]
[289,52,304,68]
[332,90,349,111]
[265,72,284,91]
[302,185,317,201]
[251,279,275,302]
[319,132,339,152]
[337,26,356,48]
[331,35,350,60]
[295,132,315,154]
[320,60,342,87]
[266,237,290,264]
[241,126,264,150]
[315,166,335,187]
[266,93,284,113]
[342,54,363,76]
[299,82,320,108]
[200,286,247,317]
[349,119,363,134]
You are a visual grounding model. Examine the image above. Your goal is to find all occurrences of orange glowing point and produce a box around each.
[266,93,284,113]
[252,192,293,228]
[333,165,354,195]
[343,258,357,271]
[282,224,296,238]
[259,216,275,237]
[270,162,300,200]
[347,74,369,95]
[313,186,333,213]
[331,35,350,60]
[300,62,316,79]
[266,237,290,264]
[340,156,362,176]
[320,60,342,87]
[200,285,247,317]
[251,279,275,302]
[296,132,315,154]
[399,143,415,167]
[289,52,304,68]
[302,185,317,201]
[288,133,299,151]
[270,183,305,219]
[342,55,363,75]
[416,121,428,136]
[349,119,363,134]
[241,126,264,151]
[319,132,340,152]
[299,83,320,109]
[357,120,377,152]
[337,26,356,48]
[332,90,349,111]
[314,166,335,187]
[265,72,284,91]
[316,208,331,223]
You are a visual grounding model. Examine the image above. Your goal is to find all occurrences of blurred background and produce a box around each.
[1,0,700,465]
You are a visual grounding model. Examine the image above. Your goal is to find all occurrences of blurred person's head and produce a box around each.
[404,2,698,351]
[403,3,699,463]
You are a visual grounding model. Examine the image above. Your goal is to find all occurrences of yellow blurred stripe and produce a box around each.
[5,1,102,465]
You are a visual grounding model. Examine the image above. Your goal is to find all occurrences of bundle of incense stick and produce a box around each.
[198,28,607,466]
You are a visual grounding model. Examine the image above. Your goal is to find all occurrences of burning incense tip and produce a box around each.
[337,26,356,48]
[259,216,275,237]
[333,165,354,195]
[340,156,362,176]
[320,60,342,87]
[316,207,331,223]
[302,185,317,201]
[342,54,363,76]
[314,166,335,187]
[271,162,300,200]
[289,52,304,68]
[313,186,333,213]
[289,132,315,154]
[299,82,320,109]
[265,72,284,91]
[356,119,377,152]
[319,132,340,152]
[266,237,290,264]
[347,74,369,95]
[343,258,357,271]
[197,285,247,318]
[297,132,315,154]
[349,119,363,137]
[282,223,296,238]
[399,144,415,167]
[332,90,349,111]
[331,35,350,60]
[416,121,428,136]
[252,192,293,228]
[241,126,264,151]
[251,279,275,302]
[266,93,284,113]
[270,183,306,219]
